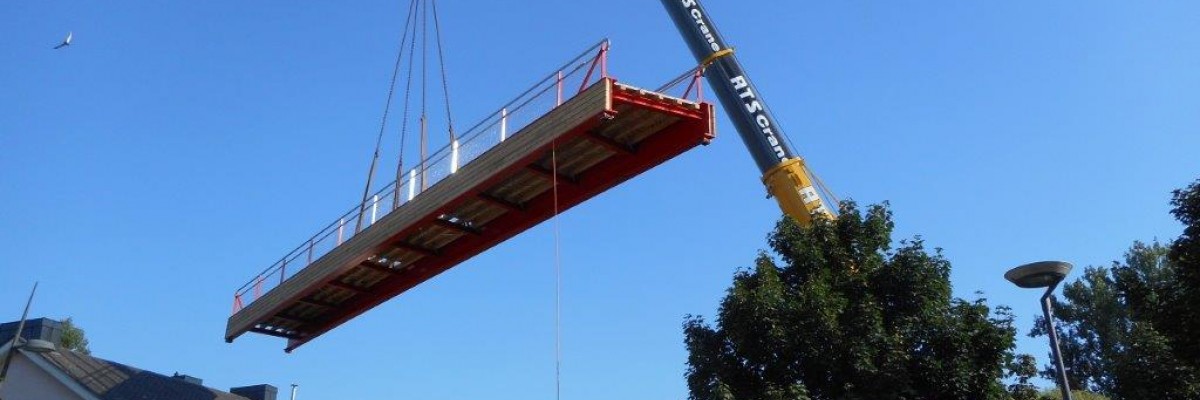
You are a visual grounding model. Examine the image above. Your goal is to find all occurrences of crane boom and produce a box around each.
[660,0,833,226]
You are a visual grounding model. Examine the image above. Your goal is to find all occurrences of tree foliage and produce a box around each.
[684,202,1018,400]
[1161,179,1200,366]
[1036,389,1112,400]
[1031,179,1200,399]
[59,317,90,355]
[1007,354,1041,400]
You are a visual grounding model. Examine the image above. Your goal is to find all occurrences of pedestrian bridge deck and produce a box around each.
[225,76,715,351]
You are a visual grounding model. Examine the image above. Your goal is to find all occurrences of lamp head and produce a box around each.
[10,337,56,354]
[20,338,56,353]
[1005,261,1073,289]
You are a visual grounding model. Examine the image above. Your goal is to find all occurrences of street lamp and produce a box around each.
[1005,261,1074,400]
[4,338,55,355]
[0,283,58,396]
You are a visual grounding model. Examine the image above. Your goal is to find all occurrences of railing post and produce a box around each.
[579,42,608,94]
[307,239,315,265]
[684,69,702,100]
[450,140,460,174]
[337,218,345,245]
[500,108,508,142]
[280,258,287,285]
[408,170,417,201]
[232,294,243,314]
[557,71,564,106]
[601,41,609,79]
[371,195,380,224]
[392,180,401,211]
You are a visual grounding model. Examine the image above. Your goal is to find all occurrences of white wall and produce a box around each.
[0,353,85,400]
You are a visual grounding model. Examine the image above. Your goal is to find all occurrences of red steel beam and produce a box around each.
[283,100,713,351]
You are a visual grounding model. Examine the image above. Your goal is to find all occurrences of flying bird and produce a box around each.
[53,31,72,49]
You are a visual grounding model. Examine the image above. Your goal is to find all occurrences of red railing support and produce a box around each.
[578,42,610,94]
[683,69,704,101]
[230,39,618,316]
[232,294,243,314]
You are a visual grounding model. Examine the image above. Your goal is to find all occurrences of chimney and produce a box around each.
[231,384,278,400]
[172,372,203,386]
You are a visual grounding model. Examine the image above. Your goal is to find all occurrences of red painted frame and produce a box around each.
[228,79,715,352]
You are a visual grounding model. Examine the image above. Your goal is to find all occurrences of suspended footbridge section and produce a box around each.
[225,42,716,352]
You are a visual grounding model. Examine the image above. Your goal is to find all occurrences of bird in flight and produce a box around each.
[54,31,73,49]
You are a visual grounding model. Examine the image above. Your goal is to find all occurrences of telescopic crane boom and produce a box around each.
[660,0,833,226]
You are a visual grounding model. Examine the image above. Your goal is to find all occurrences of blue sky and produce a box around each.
[3,1,1198,399]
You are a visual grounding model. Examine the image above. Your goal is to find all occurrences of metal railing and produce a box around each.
[231,40,613,314]
[655,64,707,102]
[230,40,708,315]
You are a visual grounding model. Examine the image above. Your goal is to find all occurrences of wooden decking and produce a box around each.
[225,78,715,351]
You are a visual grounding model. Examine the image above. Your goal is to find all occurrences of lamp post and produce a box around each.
[0,282,57,396]
[1005,261,1074,400]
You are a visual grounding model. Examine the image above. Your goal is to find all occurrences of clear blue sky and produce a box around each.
[3,1,1199,399]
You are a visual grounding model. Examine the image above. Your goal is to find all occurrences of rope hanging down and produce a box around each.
[551,142,563,400]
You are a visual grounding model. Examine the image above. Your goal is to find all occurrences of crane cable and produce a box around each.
[810,168,841,212]
[430,0,457,145]
[419,0,428,189]
[689,54,842,212]
[361,0,458,218]
[414,0,456,190]
[358,2,559,395]
[357,0,421,233]
[394,0,421,206]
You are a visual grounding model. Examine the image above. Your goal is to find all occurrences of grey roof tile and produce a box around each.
[36,350,249,400]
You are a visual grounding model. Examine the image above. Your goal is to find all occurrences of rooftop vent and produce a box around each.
[172,372,203,386]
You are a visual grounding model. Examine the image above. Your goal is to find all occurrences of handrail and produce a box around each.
[232,39,613,313]
[231,40,707,315]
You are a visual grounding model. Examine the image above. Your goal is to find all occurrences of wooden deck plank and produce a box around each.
[227,79,613,342]
[226,78,715,351]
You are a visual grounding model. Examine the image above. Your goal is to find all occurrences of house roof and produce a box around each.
[30,349,250,400]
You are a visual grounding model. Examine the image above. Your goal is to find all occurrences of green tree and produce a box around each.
[1031,243,1198,398]
[1036,389,1112,400]
[59,317,90,355]
[683,202,1018,400]
[1007,354,1040,400]
[1161,179,1200,365]
[1030,179,1200,399]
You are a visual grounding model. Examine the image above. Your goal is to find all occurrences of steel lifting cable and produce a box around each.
[419,0,429,190]
[394,0,422,207]
[811,168,841,213]
[430,0,457,143]
[746,80,841,211]
[357,0,422,233]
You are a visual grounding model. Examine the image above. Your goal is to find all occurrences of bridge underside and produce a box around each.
[225,79,715,351]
